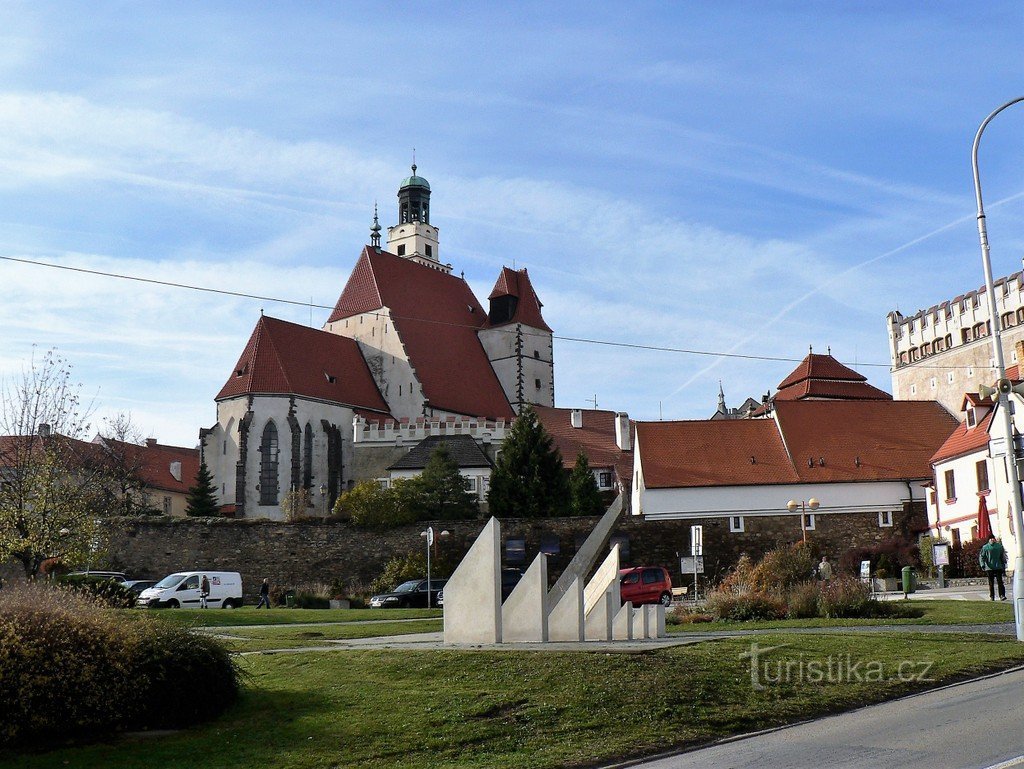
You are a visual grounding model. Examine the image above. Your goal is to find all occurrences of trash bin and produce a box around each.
[901,566,916,595]
[285,593,295,608]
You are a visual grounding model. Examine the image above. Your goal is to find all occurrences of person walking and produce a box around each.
[200,574,211,609]
[979,535,1008,601]
[818,556,833,582]
[256,578,272,609]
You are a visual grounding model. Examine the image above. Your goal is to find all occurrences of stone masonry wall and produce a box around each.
[79,502,926,602]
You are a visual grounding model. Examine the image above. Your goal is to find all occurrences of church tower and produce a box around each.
[386,165,450,274]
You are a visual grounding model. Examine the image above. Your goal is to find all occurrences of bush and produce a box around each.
[293,582,331,609]
[749,543,817,593]
[785,581,820,619]
[950,539,985,578]
[667,606,713,625]
[819,576,873,618]
[839,535,920,577]
[705,590,787,621]
[370,549,457,596]
[0,585,238,748]
[335,480,416,530]
[56,574,137,608]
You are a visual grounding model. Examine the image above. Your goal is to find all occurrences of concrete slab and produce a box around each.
[502,553,548,643]
[443,517,502,644]
[632,604,650,639]
[547,576,585,641]
[549,494,622,606]
[612,602,633,640]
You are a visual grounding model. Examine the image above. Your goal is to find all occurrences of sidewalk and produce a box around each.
[876,584,1014,602]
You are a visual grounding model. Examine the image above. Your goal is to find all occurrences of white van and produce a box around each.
[137,571,243,609]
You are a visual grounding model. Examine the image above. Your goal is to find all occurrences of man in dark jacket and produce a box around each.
[979,536,1008,601]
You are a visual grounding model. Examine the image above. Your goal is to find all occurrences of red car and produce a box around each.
[619,566,673,606]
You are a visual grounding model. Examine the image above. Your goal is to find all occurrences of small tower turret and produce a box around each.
[370,203,381,248]
[387,164,448,273]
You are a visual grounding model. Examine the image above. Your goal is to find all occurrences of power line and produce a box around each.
[0,252,976,371]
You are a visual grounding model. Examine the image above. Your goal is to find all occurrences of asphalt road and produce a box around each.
[628,667,1024,769]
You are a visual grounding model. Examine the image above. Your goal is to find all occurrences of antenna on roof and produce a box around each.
[412,147,416,174]
[808,344,813,355]
[659,401,663,420]
[827,345,831,355]
[586,394,598,409]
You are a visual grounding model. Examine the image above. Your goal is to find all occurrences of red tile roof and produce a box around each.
[533,406,632,480]
[636,419,799,489]
[101,438,201,494]
[774,353,891,402]
[327,247,514,419]
[216,315,390,413]
[931,410,994,464]
[487,267,552,332]
[637,400,959,489]
[772,400,959,483]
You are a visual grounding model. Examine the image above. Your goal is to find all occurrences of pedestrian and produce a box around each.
[979,535,1008,601]
[200,574,210,609]
[256,578,271,609]
[818,556,833,582]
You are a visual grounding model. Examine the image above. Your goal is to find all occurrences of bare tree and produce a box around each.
[0,349,105,577]
[95,412,156,516]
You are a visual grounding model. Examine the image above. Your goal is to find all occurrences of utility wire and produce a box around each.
[0,253,979,371]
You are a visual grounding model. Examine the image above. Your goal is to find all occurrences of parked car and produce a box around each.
[369,578,448,608]
[437,568,522,607]
[122,579,157,594]
[619,566,673,606]
[136,571,244,609]
[65,570,128,581]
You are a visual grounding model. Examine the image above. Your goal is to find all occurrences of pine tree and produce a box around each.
[185,460,220,517]
[568,452,604,516]
[408,443,479,521]
[488,406,570,518]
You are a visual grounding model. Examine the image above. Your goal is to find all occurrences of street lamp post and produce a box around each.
[787,498,820,543]
[319,483,327,517]
[420,526,449,609]
[973,96,1024,641]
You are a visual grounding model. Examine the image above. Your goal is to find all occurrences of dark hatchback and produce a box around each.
[369,578,448,608]
[436,568,522,607]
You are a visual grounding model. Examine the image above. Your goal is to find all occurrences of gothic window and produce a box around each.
[302,423,313,490]
[259,421,279,506]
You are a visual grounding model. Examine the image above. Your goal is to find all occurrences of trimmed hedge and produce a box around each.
[0,585,239,748]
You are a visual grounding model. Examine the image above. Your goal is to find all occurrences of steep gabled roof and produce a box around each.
[216,315,390,413]
[533,406,632,480]
[327,247,514,420]
[487,267,552,332]
[930,410,994,465]
[774,352,892,402]
[636,419,798,489]
[99,438,200,494]
[636,400,958,489]
[388,434,492,471]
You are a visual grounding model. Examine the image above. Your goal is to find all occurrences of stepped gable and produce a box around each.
[774,352,892,401]
[487,266,552,331]
[635,419,798,489]
[773,400,959,482]
[533,406,632,480]
[216,315,390,413]
[327,247,514,420]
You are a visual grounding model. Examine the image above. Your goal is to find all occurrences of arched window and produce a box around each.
[259,421,279,505]
[302,423,313,489]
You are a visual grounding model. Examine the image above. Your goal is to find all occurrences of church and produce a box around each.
[200,168,555,519]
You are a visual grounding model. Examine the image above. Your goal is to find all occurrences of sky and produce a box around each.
[0,2,1022,446]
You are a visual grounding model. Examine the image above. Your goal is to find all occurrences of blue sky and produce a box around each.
[1,2,1022,445]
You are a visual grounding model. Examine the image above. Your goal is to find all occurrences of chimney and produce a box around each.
[570,409,583,429]
[614,412,631,451]
[169,461,182,483]
[145,438,157,448]
[37,423,51,438]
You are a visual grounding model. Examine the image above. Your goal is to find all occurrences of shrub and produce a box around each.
[819,576,873,618]
[370,549,457,596]
[718,553,756,594]
[335,481,416,530]
[839,535,920,577]
[785,581,820,619]
[293,582,331,609]
[950,539,985,578]
[749,543,817,593]
[0,585,238,748]
[668,605,713,625]
[705,589,786,621]
[56,574,137,608]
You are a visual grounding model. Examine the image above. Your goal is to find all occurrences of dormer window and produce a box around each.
[324,372,337,384]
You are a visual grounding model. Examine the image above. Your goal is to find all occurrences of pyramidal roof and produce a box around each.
[327,247,515,420]
[487,267,552,331]
[216,315,390,413]
[774,352,891,402]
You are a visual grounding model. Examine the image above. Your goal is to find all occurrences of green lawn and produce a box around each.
[10,632,1024,769]
[146,606,441,627]
[217,619,443,652]
[669,599,1014,632]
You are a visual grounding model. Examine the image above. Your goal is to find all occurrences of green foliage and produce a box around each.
[405,444,479,521]
[818,576,873,618]
[335,480,416,529]
[57,574,137,609]
[370,549,456,595]
[918,534,937,576]
[705,590,787,621]
[0,584,237,748]
[185,460,221,517]
[487,406,569,518]
[568,452,604,517]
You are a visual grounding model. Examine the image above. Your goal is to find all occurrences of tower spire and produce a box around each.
[370,202,381,248]
[717,380,726,414]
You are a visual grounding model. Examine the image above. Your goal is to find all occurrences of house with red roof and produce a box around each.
[925,362,1024,554]
[201,168,555,519]
[533,406,633,500]
[630,356,959,574]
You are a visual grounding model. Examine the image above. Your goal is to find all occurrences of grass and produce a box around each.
[669,598,1014,632]
[145,606,441,627]
[10,632,1024,769]
[215,619,443,652]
